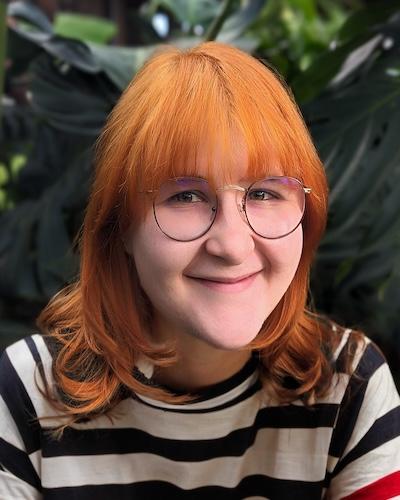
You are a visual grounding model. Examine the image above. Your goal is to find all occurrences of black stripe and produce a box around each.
[329,342,385,459]
[0,437,42,491]
[332,405,400,477]
[356,342,386,379]
[42,474,324,500]
[159,353,260,401]
[25,335,47,385]
[0,349,41,454]
[136,378,262,413]
[42,402,338,460]
[261,403,339,428]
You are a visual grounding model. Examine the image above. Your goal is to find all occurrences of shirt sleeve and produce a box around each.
[326,340,400,500]
[0,340,43,499]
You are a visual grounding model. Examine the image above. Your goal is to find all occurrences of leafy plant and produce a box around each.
[301,6,400,378]
[248,0,350,81]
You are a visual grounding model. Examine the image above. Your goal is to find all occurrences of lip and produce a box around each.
[187,271,261,292]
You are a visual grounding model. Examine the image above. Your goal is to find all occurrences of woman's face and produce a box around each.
[125,146,303,351]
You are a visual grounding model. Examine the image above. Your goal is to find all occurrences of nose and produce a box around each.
[204,191,255,264]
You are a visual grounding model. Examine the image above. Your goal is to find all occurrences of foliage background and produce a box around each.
[1,0,400,383]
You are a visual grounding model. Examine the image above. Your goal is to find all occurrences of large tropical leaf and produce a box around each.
[0,146,91,301]
[215,0,266,43]
[305,15,400,348]
[292,4,400,103]
[7,0,53,34]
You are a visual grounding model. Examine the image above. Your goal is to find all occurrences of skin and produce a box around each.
[125,145,303,392]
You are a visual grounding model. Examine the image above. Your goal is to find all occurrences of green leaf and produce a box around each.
[10,154,26,177]
[8,22,101,73]
[0,202,42,301]
[0,163,9,186]
[291,3,400,104]
[217,0,266,42]
[29,52,114,135]
[7,0,53,34]
[337,1,400,45]
[291,33,375,103]
[0,189,6,210]
[289,0,316,21]
[87,43,157,91]
[54,12,117,45]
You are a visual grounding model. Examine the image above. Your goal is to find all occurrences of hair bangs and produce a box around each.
[111,42,324,231]
[123,61,303,216]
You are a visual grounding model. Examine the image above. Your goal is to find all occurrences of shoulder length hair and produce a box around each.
[38,41,336,426]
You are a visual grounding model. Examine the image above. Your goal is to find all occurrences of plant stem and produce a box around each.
[204,0,235,42]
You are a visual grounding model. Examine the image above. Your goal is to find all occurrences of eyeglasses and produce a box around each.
[144,176,311,242]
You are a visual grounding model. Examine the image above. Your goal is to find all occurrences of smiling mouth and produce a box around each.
[187,271,261,292]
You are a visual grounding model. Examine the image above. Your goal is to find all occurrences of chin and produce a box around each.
[197,322,264,351]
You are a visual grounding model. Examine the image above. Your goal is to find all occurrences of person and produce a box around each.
[0,42,399,500]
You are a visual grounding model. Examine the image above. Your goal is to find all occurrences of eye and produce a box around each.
[169,191,206,203]
[247,189,279,201]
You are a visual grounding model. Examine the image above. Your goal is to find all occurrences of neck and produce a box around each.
[151,330,252,393]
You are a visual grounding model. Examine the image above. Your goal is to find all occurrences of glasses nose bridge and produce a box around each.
[215,184,247,214]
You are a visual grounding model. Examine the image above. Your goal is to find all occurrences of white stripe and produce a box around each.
[326,454,339,474]
[332,328,351,360]
[342,362,400,458]
[29,449,42,478]
[0,469,41,500]
[71,389,263,439]
[135,370,259,411]
[0,394,26,451]
[41,425,333,488]
[350,336,372,372]
[328,436,400,499]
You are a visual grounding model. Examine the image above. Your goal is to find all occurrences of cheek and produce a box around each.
[128,222,191,285]
[131,230,167,279]
[263,227,303,277]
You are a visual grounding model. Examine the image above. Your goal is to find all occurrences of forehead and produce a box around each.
[150,131,284,190]
[198,141,283,187]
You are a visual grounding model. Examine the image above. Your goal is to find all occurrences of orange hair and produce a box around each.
[37,42,338,426]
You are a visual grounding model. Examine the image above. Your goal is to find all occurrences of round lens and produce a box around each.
[245,177,306,238]
[153,178,217,241]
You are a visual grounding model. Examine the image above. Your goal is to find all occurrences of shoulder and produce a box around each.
[0,334,55,496]
[331,329,396,409]
[333,328,386,377]
[1,333,52,369]
[326,330,400,498]
[1,334,54,384]
[0,334,56,419]
[327,329,398,422]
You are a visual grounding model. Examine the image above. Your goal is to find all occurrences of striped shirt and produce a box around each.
[0,331,399,499]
